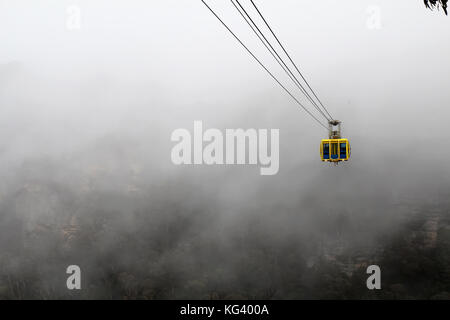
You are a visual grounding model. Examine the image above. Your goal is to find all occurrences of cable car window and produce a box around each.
[331,142,338,159]
[323,143,329,159]
[340,143,347,158]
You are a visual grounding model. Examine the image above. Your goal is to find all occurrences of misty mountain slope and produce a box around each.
[1,122,449,299]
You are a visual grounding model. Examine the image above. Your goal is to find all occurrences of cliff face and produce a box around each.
[1,156,450,300]
[425,0,448,15]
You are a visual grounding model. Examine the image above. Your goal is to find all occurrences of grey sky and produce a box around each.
[0,0,449,201]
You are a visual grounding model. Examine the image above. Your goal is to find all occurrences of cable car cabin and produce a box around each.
[320,139,350,162]
[320,120,350,163]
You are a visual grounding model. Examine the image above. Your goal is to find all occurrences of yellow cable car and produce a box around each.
[320,120,350,163]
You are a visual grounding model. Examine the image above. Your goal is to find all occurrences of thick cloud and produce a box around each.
[0,0,449,299]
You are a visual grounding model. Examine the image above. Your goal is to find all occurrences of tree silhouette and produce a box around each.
[424,0,448,15]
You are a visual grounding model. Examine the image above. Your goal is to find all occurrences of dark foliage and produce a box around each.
[424,0,448,15]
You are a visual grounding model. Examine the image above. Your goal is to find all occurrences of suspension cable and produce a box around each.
[233,0,331,122]
[201,0,328,130]
[250,0,334,121]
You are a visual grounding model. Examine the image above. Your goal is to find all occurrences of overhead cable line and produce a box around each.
[200,0,328,130]
[233,0,331,122]
[249,0,334,121]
